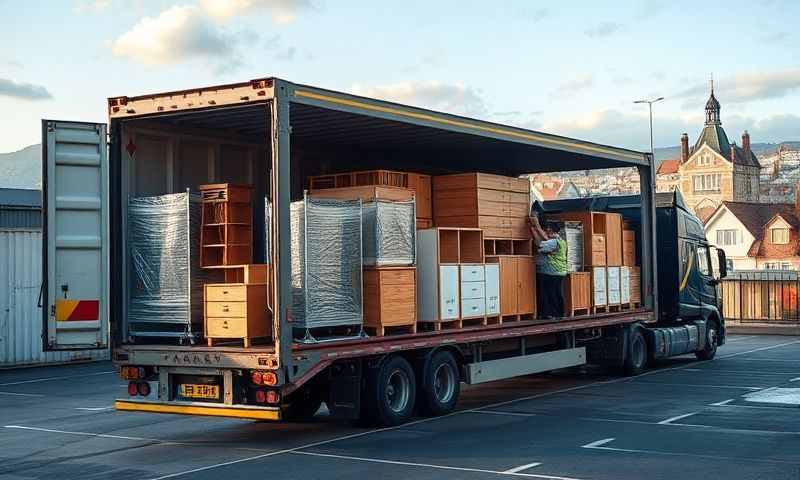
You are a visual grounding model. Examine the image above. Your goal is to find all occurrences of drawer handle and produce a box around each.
[222,306,229,312]
[471,305,478,310]
[223,290,229,294]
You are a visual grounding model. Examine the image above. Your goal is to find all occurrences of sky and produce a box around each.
[1,0,799,154]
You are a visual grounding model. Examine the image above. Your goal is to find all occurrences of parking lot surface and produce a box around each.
[0,334,798,480]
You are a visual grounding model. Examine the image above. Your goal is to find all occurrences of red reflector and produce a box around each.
[127,382,138,396]
[265,390,279,404]
[254,390,266,403]
[262,372,277,386]
[251,372,263,385]
[137,382,151,397]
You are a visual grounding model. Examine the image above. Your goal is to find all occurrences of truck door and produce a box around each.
[696,244,719,311]
[678,240,702,319]
[41,120,109,350]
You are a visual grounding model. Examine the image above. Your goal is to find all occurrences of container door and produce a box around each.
[42,120,109,350]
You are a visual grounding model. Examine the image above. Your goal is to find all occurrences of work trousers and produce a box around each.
[537,273,565,319]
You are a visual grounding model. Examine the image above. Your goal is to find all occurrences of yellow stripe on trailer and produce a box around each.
[114,400,281,421]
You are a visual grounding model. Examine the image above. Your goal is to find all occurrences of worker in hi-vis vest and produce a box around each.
[528,216,568,319]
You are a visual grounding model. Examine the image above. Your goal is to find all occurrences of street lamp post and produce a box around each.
[633,97,664,155]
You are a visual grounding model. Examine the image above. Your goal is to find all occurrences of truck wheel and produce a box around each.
[695,319,719,360]
[418,350,460,417]
[282,384,325,421]
[623,328,647,376]
[363,355,416,426]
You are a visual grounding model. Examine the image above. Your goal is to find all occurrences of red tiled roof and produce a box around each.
[657,158,679,174]
[722,202,800,259]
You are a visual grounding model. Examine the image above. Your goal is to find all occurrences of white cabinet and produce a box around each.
[620,266,630,304]
[592,267,607,307]
[439,265,460,320]
[484,264,500,315]
[462,298,486,318]
[461,281,485,299]
[607,267,621,305]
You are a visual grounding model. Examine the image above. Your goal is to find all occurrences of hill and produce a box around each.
[0,144,41,189]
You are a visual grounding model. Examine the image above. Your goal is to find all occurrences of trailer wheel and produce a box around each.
[623,328,647,376]
[282,384,325,421]
[363,355,416,426]
[418,350,460,417]
[695,319,719,361]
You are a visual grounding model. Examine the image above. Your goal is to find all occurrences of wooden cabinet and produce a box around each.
[433,173,530,239]
[407,173,432,221]
[591,234,606,266]
[485,256,536,318]
[630,267,641,305]
[605,213,623,266]
[623,230,636,266]
[199,184,253,267]
[550,211,623,267]
[204,283,270,347]
[363,267,417,335]
[310,185,414,202]
[564,272,591,316]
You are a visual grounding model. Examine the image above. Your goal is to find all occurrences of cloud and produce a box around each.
[555,75,593,95]
[584,22,623,38]
[200,0,311,24]
[635,0,665,19]
[76,0,111,13]
[676,68,800,105]
[111,5,242,67]
[724,113,800,143]
[0,78,52,100]
[349,81,487,118]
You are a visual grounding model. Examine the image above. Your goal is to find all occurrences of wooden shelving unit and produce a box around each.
[199,184,253,267]
[363,266,417,336]
[564,272,591,316]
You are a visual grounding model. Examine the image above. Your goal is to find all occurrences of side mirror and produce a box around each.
[717,248,728,278]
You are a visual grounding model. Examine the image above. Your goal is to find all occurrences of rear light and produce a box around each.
[137,382,151,397]
[127,382,138,396]
[265,390,280,405]
[254,390,266,403]
[120,366,147,380]
[251,371,278,386]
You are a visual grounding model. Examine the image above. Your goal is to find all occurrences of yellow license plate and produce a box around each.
[179,384,220,400]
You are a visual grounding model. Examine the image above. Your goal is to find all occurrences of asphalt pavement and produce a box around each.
[0,334,798,480]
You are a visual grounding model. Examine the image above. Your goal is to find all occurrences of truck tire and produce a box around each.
[282,384,325,421]
[362,355,416,426]
[623,328,647,376]
[418,350,460,417]
[695,319,719,360]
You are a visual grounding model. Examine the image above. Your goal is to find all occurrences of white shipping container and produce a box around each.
[592,267,607,307]
[620,266,631,304]
[607,266,621,305]
[0,230,109,367]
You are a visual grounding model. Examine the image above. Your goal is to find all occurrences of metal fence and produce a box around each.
[721,270,800,324]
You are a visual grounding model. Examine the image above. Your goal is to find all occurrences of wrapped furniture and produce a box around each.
[290,196,363,341]
[127,192,212,341]
[362,199,416,266]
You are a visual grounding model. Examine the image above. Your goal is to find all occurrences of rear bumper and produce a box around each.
[115,399,281,421]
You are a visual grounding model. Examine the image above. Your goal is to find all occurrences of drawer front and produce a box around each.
[461,298,486,318]
[206,317,247,337]
[205,285,247,302]
[379,268,416,286]
[592,234,606,252]
[439,265,460,320]
[461,281,485,299]
[460,264,485,282]
[206,302,247,317]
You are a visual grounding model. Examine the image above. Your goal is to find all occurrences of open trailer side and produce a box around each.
[42,77,678,425]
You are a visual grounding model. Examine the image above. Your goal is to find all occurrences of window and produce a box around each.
[698,154,712,166]
[716,229,738,245]
[697,246,710,276]
[782,263,793,270]
[771,228,789,244]
[693,174,721,192]
[763,262,791,270]
[726,259,734,271]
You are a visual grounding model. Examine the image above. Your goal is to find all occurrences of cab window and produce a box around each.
[697,245,711,276]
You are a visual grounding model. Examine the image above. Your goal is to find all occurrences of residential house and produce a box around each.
[656,158,680,192]
[704,200,800,270]
[529,175,580,201]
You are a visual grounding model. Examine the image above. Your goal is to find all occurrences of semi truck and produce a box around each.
[39,77,727,426]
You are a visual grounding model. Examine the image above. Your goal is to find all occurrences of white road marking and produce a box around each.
[743,387,800,405]
[633,381,762,390]
[4,425,169,443]
[503,462,543,474]
[718,339,800,359]
[657,412,698,425]
[790,377,800,382]
[75,407,114,411]
[710,398,734,406]
[681,368,793,376]
[478,410,539,418]
[723,336,757,342]
[582,438,615,448]
[0,371,114,386]
[581,436,798,464]
[292,451,568,479]
[0,391,45,397]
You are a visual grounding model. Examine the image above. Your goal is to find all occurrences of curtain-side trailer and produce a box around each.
[39,78,722,427]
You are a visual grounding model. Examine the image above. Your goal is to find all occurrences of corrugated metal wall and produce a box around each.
[0,229,109,367]
[0,208,41,229]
